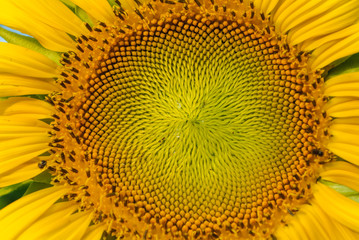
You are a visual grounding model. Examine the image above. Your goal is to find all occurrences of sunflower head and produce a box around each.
[0,0,359,239]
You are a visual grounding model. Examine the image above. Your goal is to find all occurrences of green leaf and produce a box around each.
[0,170,53,210]
[0,27,61,64]
[75,7,94,26]
[60,0,94,26]
[32,170,52,184]
[107,0,118,7]
[60,0,77,10]
[327,52,359,79]
[23,182,53,196]
[321,180,359,203]
[0,180,33,209]
[348,195,359,203]
[23,170,53,195]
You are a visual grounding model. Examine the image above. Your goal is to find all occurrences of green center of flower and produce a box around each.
[49,2,330,239]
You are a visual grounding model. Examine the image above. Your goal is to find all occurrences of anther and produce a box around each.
[58,107,66,113]
[86,44,94,51]
[74,55,81,61]
[53,138,64,143]
[114,0,122,6]
[260,13,265,20]
[68,154,76,163]
[65,96,75,102]
[85,23,93,32]
[89,36,98,42]
[147,3,154,10]
[134,9,145,20]
[81,35,89,41]
[48,166,56,172]
[61,58,71,65]
[134,0,142,6]
[99,22,107,28]
[60,72,69,77]
[76,45,84,53]
[250,11,254,18]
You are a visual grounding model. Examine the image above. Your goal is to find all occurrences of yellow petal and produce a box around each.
[276,200,357,239]
[117,0,142,11]
[0,97,54,119]
[262,0,280,15]
[332,220,359,240]
[308,202,350,239]
[13,0,87,37]
[314,182,359,231]
[81,223,105,240]
[0,116,50,140]
[0,156,47,188]
[0,74,59,97]
[276,0,324,33]
[332,117,359,125]
[275,210,309,240]
[303,23,359,51]
[326,72,359,87]
[0,2,75,52]
[70,0,116,23]
[0,186,69,240]
[46,211,93,240]
[329,129,359,146]
[0,116,50,186]
[18,201,78,240]
[0,136,50,174]
[330,121,359,135]
[325,98,359,118]
[297,205,333,239]
[329,121,359,151]
[321,161,359,192]
[0,43,58,78]
[327,142,359,166]
[272,0,295,26]
[0,86,53,97]
[311,30,359,69]
[287,0,359,45]
[325,72,359,97]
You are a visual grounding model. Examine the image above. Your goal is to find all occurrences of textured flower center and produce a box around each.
[48,1,331,239]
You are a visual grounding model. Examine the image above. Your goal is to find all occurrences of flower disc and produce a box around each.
[49,1,330,239]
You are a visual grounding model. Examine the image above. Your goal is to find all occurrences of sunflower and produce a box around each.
[0,0,359,239]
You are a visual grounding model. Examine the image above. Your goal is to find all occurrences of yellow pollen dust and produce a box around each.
[47,0,331,239]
